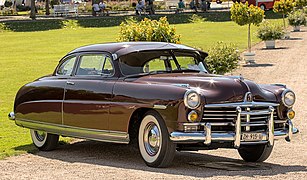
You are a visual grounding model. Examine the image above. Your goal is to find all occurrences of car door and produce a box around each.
[29,55,77,125]
[63,53,116,131]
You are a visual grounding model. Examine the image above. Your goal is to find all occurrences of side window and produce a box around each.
[171,56,196,70]
[57,56,76,76]
[144,59,167,73]
[76,54,114,76]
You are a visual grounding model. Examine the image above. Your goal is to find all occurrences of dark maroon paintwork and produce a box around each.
[13,42,288,136]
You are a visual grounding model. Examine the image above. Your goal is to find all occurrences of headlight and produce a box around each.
[184,90,201,109]
[282,89,296,107]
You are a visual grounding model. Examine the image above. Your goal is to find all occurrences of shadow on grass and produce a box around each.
[2,19,64,32]
[13,143,38,154]
[18,140,307,178]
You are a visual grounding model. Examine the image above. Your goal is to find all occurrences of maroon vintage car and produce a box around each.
[8,42,298,167]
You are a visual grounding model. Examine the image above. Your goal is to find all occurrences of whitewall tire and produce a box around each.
[138,110,176,167]
[30,129,59,151]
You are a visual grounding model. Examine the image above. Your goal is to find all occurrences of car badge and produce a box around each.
[172,84,190,88]
[244,92,253,102]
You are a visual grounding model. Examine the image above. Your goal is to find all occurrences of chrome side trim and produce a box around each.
[15,118,129,144]
[153,105,167,110]
[205,101,279,108]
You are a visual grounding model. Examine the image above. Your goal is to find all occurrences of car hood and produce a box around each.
[131,73,277,104]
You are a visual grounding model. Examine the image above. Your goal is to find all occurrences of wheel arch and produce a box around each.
[128,108,174,144]
[128,108,152,144]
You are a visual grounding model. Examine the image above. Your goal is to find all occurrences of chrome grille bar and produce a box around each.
[205,101,279,108]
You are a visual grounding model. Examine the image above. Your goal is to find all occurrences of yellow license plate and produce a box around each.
[241,133,263,141]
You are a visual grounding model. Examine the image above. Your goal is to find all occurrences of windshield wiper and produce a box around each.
[124,71,168,79]
[172,69,206,73]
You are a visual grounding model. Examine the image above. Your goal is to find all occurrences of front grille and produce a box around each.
[202,104,285,132]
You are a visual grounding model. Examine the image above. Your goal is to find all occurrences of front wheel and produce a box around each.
[138,110,176,167]
[30,130,59,151]
[238,143,273,162]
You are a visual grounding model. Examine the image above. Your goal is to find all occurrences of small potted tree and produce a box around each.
[231,2,264,64]
[288,10,307,31]
[257,21,284,49]
[273,0,294,38]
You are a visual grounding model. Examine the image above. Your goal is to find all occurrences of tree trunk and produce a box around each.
[248,23,251,53]
[282,13,286,30]
[30,0,36,20]
[45,0,50,15]
[12,0,17,13]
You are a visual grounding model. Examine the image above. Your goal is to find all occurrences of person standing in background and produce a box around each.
[145,0,155,15]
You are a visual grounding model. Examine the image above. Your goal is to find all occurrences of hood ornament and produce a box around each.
[244,92,253,102]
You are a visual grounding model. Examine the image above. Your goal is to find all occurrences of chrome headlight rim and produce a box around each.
[281,89,296,107]
[184,90,201,109]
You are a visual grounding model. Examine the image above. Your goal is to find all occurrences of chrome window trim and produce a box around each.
[75,53,115,77]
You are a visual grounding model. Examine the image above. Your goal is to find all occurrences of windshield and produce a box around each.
[118,50,208,76]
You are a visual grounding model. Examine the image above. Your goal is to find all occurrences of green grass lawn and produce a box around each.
[0,14,283,159]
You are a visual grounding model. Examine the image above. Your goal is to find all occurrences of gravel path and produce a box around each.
[0,27,306,180]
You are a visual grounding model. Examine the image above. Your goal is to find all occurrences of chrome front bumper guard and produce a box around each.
[170,106,299,148]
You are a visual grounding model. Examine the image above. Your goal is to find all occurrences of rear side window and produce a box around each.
[76,54,114,76]
[57,56,76,76]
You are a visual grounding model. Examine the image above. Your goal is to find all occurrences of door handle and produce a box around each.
[66,81,75,85]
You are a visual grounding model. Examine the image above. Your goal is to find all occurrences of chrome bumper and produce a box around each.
[170,106,299,148]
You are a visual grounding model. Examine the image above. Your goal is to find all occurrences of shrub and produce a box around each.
[231,2,264,52]
[288,10,307,26]
[16,5,31,11]
[118,17,180,43]
[257,21,284,41]
[294,0,307,9]
[189,14,207,23]
[205,42,240,75]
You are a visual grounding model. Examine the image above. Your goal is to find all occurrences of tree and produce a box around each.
[30,0,36,20]
[273,0,294,29]
[45,0,50,15]
[231,2,264,53]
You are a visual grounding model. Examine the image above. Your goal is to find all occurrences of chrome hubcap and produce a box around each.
[35,131,46,142]
[144,122,160,156]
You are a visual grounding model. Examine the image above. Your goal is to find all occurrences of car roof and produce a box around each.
[67,42,208,59]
